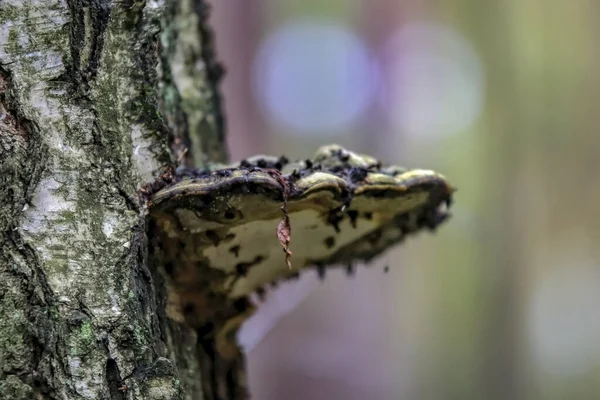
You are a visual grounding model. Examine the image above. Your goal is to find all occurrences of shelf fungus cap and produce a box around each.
[148,144,455,302]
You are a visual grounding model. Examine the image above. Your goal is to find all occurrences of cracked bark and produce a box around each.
[1,1,235,399]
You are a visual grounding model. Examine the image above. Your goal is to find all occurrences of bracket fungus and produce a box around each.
[146,144,454,359]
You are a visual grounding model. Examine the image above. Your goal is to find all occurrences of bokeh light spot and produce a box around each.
[381,22,484,139]
[252,19,378,135]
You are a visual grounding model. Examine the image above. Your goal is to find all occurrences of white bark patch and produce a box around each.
[69,355,105,399]
[130,123,163,182]
[30,50,64,77]
[21,177,76,230]
[20,176,136,301]
[102,220,115,239]
[90,286,123,317]
[147,0,165,9]
[29,83,67,119]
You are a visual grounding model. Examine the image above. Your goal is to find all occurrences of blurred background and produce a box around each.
[210,1,600,399]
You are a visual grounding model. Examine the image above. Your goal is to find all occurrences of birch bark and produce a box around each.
[0,1,228,398]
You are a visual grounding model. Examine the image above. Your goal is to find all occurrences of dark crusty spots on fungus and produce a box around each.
[215,169,232,177]
[256,287,266,301]
[235,263,248,277]
[205,230,221,246]
[331,148,350,162]
[327,211,344,233]
[324,236,335,249]
[349,167,368,183]
[274,156,289,170]
[340,187,352,205]
[316,264,326,280]
[329,165,343,174]
[346,210,358,228]
[232,298,250,313]
[229,245,240,258]
[346,263,355,276]
[224,209,237,220]
[290,170,301,181]
[235,255,265,277]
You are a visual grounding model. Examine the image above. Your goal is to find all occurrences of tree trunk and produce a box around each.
[0,0,231,398]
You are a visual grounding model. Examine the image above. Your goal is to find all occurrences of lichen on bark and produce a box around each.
[0,0,224,398]
[158,0,228,168]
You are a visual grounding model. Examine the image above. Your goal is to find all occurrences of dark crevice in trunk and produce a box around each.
[106,358,126,400]
[1,229,62,398]
[86,0,111,80]
[65,0,85,88]
[65,0,112,92]
[0,67,46,232]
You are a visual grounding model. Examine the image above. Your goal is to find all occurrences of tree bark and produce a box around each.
[0,0,230,398]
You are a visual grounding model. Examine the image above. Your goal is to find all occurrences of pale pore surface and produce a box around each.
[190,191,429,298]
